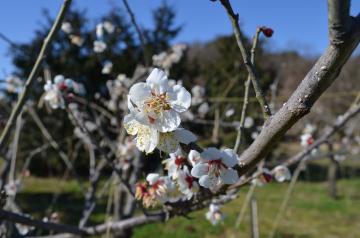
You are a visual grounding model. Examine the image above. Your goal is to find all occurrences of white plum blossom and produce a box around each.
[96,23,104,38]
[69,35,84,47]
[244,116,254,128]
[188,149,203,166]
[205,203,224,225]
[117,136,140,161]
[146,173,181,203]
[102,61,113,74]
[191,85,205,106]
[191,147,239,189]
[177,167,199,200]
[103,21,115,34]
[43,80,65,109]
[304,123,316,134]
[163,149,188,179]
[272,165,291,182]
[43,75,85,109]
[152,44,187,72]
[128,68,191,133]
[93,40,107,53]
[5,180,21,196]
[124,114,196,153]
[300,133,314,147]
[61,22,72,34]
[225,108,235,118]
[251,131,259,140]
[198,102,209,118]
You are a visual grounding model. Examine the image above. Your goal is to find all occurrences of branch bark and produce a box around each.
[238,13,360,175]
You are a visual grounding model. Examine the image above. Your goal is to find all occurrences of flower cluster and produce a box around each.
[135,173,182,208]
[152,44,187,73]
[124,68,196,154]
[135,155,200,207]
[43,75,85,109]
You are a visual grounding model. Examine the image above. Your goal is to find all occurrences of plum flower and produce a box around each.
[128,68,191,132]
[300,133,314,147]
[96,23,104,38]
[69,35,84,47]
[5,180,21,197]
[163,150,188,179]
[188,150,203,166]
[124,114,196,153]
[198,102,209,118]
[61,22,72,34]
[43,80,65,109]
[244,116,254,128]
[177,167,199,200]
[146,173,181,203]
[191,147,239,189]
[225,108,235,118]
[205,203,224,225]
[93,40,107,53]
[102,61,113,74]
[103,21,115,34]
[272,165,291,182]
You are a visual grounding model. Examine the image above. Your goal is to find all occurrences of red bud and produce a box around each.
[260,27,274,38]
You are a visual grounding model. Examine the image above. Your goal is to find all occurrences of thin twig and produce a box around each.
[121,0,150,66]
[218,0,272,119]
[0,0,72,151]
[234,28,261,153]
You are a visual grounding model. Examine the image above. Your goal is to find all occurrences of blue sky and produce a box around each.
[0,0,359,76]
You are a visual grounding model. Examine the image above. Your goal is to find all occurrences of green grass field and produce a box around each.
[17,177,360,238]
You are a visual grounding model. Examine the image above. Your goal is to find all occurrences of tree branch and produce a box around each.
[237,3,360,176]
[218,0,272,119]
[0,0,72,152]
[328,0,352,45]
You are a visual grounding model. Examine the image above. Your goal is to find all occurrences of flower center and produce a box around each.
[185,175,194,188]
[208,159,227,177]
[174,156,187,167]
[144,92,171,115]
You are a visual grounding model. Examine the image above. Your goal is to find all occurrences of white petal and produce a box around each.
[146,68,169,94]
[123,114,139,135]
[188,150,203,166]
[220,169,239,184]
[168,85,191,113]
[128,82,151,106]
[136,125,159,153]
[199,175,219,189]
[158,132,179,154]
[146,173,160,185]
[191,163,209,178]
[155,109,181,132]
[221,148,238,168]
[201,147,223,161]
[173,128,197,145]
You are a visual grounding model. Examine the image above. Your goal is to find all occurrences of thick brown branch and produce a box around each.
[238,20,360,175]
